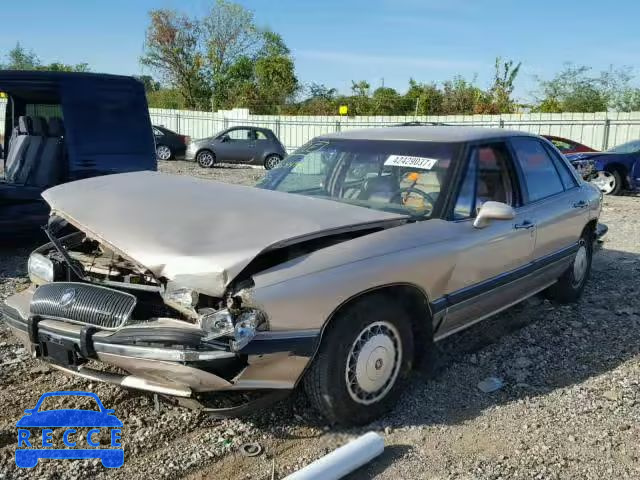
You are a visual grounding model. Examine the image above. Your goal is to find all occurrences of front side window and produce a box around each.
[454,143,515,219]
[511,137,565,203]
[226,128,253,141]
[258,139,458,218]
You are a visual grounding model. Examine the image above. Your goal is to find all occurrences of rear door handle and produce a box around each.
[514,221,536,230]
[572,200,588,209]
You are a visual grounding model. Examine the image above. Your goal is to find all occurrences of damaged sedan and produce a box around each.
[2,127,606,425]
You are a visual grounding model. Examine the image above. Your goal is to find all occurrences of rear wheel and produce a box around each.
[545,229,593,303]
[197,150,216,168]
[591,169,621,195]
[303,295,414,425]
[156,144,173,161]
[264,154,282,170]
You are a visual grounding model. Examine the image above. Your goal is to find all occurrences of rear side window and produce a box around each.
[511,137,565,203]
[255,130,268,140]
[543,143,578,190]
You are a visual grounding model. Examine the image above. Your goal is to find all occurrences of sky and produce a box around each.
[1,0,639,102]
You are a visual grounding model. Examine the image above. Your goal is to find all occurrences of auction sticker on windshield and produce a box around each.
[385,155,438,170]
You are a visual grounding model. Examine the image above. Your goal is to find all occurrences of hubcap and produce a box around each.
[266,156,281,169]
[591,171,615,194]
[572,242,588,286]
[156,145,171,160]
[345,321,402,405]
[198,152,214,167]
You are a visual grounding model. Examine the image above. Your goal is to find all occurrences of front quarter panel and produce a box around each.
[246,219,469,332]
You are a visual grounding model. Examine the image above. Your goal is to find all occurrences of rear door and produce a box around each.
[509,137,588,262]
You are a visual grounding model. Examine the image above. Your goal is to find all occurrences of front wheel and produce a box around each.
[591,170,622,195]
[303,295,414,425]
[264,154,282,170]
[197,150,216,168]
[545,230,593,303]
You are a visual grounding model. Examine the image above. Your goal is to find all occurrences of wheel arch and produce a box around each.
[308,283,434,373]
[601,161,629,188]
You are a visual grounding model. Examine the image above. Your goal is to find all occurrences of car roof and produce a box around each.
[318,126,538,143]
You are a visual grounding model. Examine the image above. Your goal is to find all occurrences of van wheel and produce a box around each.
[304,295,414,425]
[545,230,593,303]
[197,150,216,168]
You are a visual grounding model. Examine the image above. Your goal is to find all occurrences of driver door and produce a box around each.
[438,142,536,337]
[215,127,256,162]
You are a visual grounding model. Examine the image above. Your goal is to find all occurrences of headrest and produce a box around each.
[18,116,32,135]
[48,117,65,137]
[31,116,48,136]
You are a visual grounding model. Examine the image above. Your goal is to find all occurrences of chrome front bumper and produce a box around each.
[2,287,317,404]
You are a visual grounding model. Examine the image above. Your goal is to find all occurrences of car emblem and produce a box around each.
[60,288,77,308]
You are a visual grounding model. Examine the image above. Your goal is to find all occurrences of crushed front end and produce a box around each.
[2,222,317,414]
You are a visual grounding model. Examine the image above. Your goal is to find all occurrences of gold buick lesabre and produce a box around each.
[2,127,606,425]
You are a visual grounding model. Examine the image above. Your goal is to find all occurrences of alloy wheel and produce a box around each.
[591,171,616,194]
[156,145,172,161]
[198,151,215,168]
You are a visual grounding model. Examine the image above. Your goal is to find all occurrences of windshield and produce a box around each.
[258,139,457,217]
[608,139,640,154]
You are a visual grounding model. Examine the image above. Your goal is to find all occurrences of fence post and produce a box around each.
[602,118,611,150]
[275,118,281,138]
[499,119,505,128]
[176,112,181,133]
[335,120,341,132]
[223,117,229,130]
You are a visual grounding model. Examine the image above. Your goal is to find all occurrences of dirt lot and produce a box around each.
[0,160,639,479]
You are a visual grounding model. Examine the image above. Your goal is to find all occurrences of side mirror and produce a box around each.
[473,201,515,229]
[220,135,230,143]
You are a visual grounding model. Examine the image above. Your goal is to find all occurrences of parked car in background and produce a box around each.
[3,127,605,425]
[567,139,640,195]
[154,125,190,160]
[186,126,287,169]
[0,71,156,234]
[543,135,598,155]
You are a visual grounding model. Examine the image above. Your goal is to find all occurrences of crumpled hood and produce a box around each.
[42,171,406,297]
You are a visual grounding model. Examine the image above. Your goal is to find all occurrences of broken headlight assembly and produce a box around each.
[28,252,54,284]
[160,281,200,318]
[200,308,266,351]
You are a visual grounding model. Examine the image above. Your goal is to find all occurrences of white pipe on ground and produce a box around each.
[283,431,384,480]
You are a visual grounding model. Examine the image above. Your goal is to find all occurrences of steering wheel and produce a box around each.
[390,187,436,210]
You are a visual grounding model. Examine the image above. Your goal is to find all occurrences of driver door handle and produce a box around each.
[572,200,588,209]
[514,220,536,230]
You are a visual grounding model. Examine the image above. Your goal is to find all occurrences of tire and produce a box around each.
[303,294,414,426]
[591,169,622,195]
[545,229,593,303]
[264,154,282,170]
[197,150,216,168]
[156,144,173,161]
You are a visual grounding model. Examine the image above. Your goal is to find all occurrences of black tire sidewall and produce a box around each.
[609,169,622,195]
[308,297,414,425]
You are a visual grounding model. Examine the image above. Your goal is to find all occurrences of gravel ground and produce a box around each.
[0,160,638,479]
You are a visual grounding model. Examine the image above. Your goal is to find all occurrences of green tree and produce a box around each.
[533,64,608,113]
[405,79,444,115]
[135,75,161,93]
[3,42,40,70]
[489,57,521,113]
[140,9,210,109]
[371,87,403,115]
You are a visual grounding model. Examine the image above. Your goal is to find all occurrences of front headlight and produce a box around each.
[28,253,54,284]
[200,308,266,351]
[161,281,199,318]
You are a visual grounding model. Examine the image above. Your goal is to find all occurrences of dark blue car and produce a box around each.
[15,391,124,468]
[568,139,640,195]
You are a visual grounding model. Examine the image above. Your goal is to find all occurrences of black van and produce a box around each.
[0,71,156,234]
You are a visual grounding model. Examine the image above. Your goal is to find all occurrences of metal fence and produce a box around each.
[149,108,640,153]
[3,99,640,154]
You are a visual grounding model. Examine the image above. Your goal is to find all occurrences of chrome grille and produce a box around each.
[30,282,136,330]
